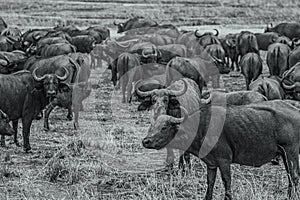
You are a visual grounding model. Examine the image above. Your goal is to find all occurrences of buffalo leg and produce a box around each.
[12,120,20,147]
[166,148,175,170]
[219,162,233,200]
[44,100,57,131]
[280,146,299,198]
[179,152,191,175]
[73,104,79,130]
[0,135,4,147]
[67,105,73,120]
[22,116,34,153]
[204,166,217,200]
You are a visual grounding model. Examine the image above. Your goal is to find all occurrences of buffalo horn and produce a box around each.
[56,66,69,81]
[213,29,219,36]
[32,67,47,82]
[167,106,188,124]
[194,30,204,38]
[165,79,188,96]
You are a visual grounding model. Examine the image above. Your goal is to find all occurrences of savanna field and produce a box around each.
[0,0,300,199]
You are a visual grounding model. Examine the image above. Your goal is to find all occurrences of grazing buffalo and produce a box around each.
[240,52,262,90]
[43,53,91,130]
[40,43,76,58]
[143,100,300,199]
[265,22,300,40]
[114,17,158,33]
[266,43,290,76]
[194,29,221,48]
[0,50,27,74]
[236,31,259,70]
[281,63,300,100]
[0,109,15,136]
[137,78,201,172]
[250,76,285,100]
[166,55,227,91]
[288,45,300,68]
[0,70,49,152]
[254,32,279,51]
[220,33,238,70]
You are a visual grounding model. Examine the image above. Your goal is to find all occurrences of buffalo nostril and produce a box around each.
[142,138,152,147]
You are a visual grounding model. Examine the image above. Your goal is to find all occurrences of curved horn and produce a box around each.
[32,67,47,82]
[213,29,219,36]
[194,30,204,38]
[136,82,157,97]
[142,49,149,58]
[56,66,69,81]
[0,54,10,66]
[282,81,296,90]
[113,21,118,26]
[165,79,188,96]
[112,40,131,48]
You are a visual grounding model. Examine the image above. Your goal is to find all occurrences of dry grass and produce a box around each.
[0,0,299,199]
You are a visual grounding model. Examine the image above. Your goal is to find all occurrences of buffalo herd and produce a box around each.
[1,15,300,199]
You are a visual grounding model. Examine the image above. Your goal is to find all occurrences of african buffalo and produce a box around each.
[114,17,158,34]
[0,50,27,74]
[69,35,96,53]
[254,32,279,51]
[175,31,204,57]
[288,45,300,68]
[143,100,300,199]
[40,43,76,58]
[250,76,285,100]
[0,35,20,52]
[265,22,300,40]
[204,44,226,66]
[43,53,91,130]
[166,55,227,91]
[0,70,49,152]
[194,29,221,48]
[266,43,290,76]
[137,78,201,172]
[236,31,259,70]
[281,63,300,100]
[220,33,238,70]
[240,52,262,90]
[110,52,140,103]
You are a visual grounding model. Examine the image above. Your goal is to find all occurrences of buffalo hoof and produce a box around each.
[1,142,5,147]
[24,146,31,153]
[73,122,79,130]
[67,114,73,121]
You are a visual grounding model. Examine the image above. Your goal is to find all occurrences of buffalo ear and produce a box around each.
[137,100,152,111]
